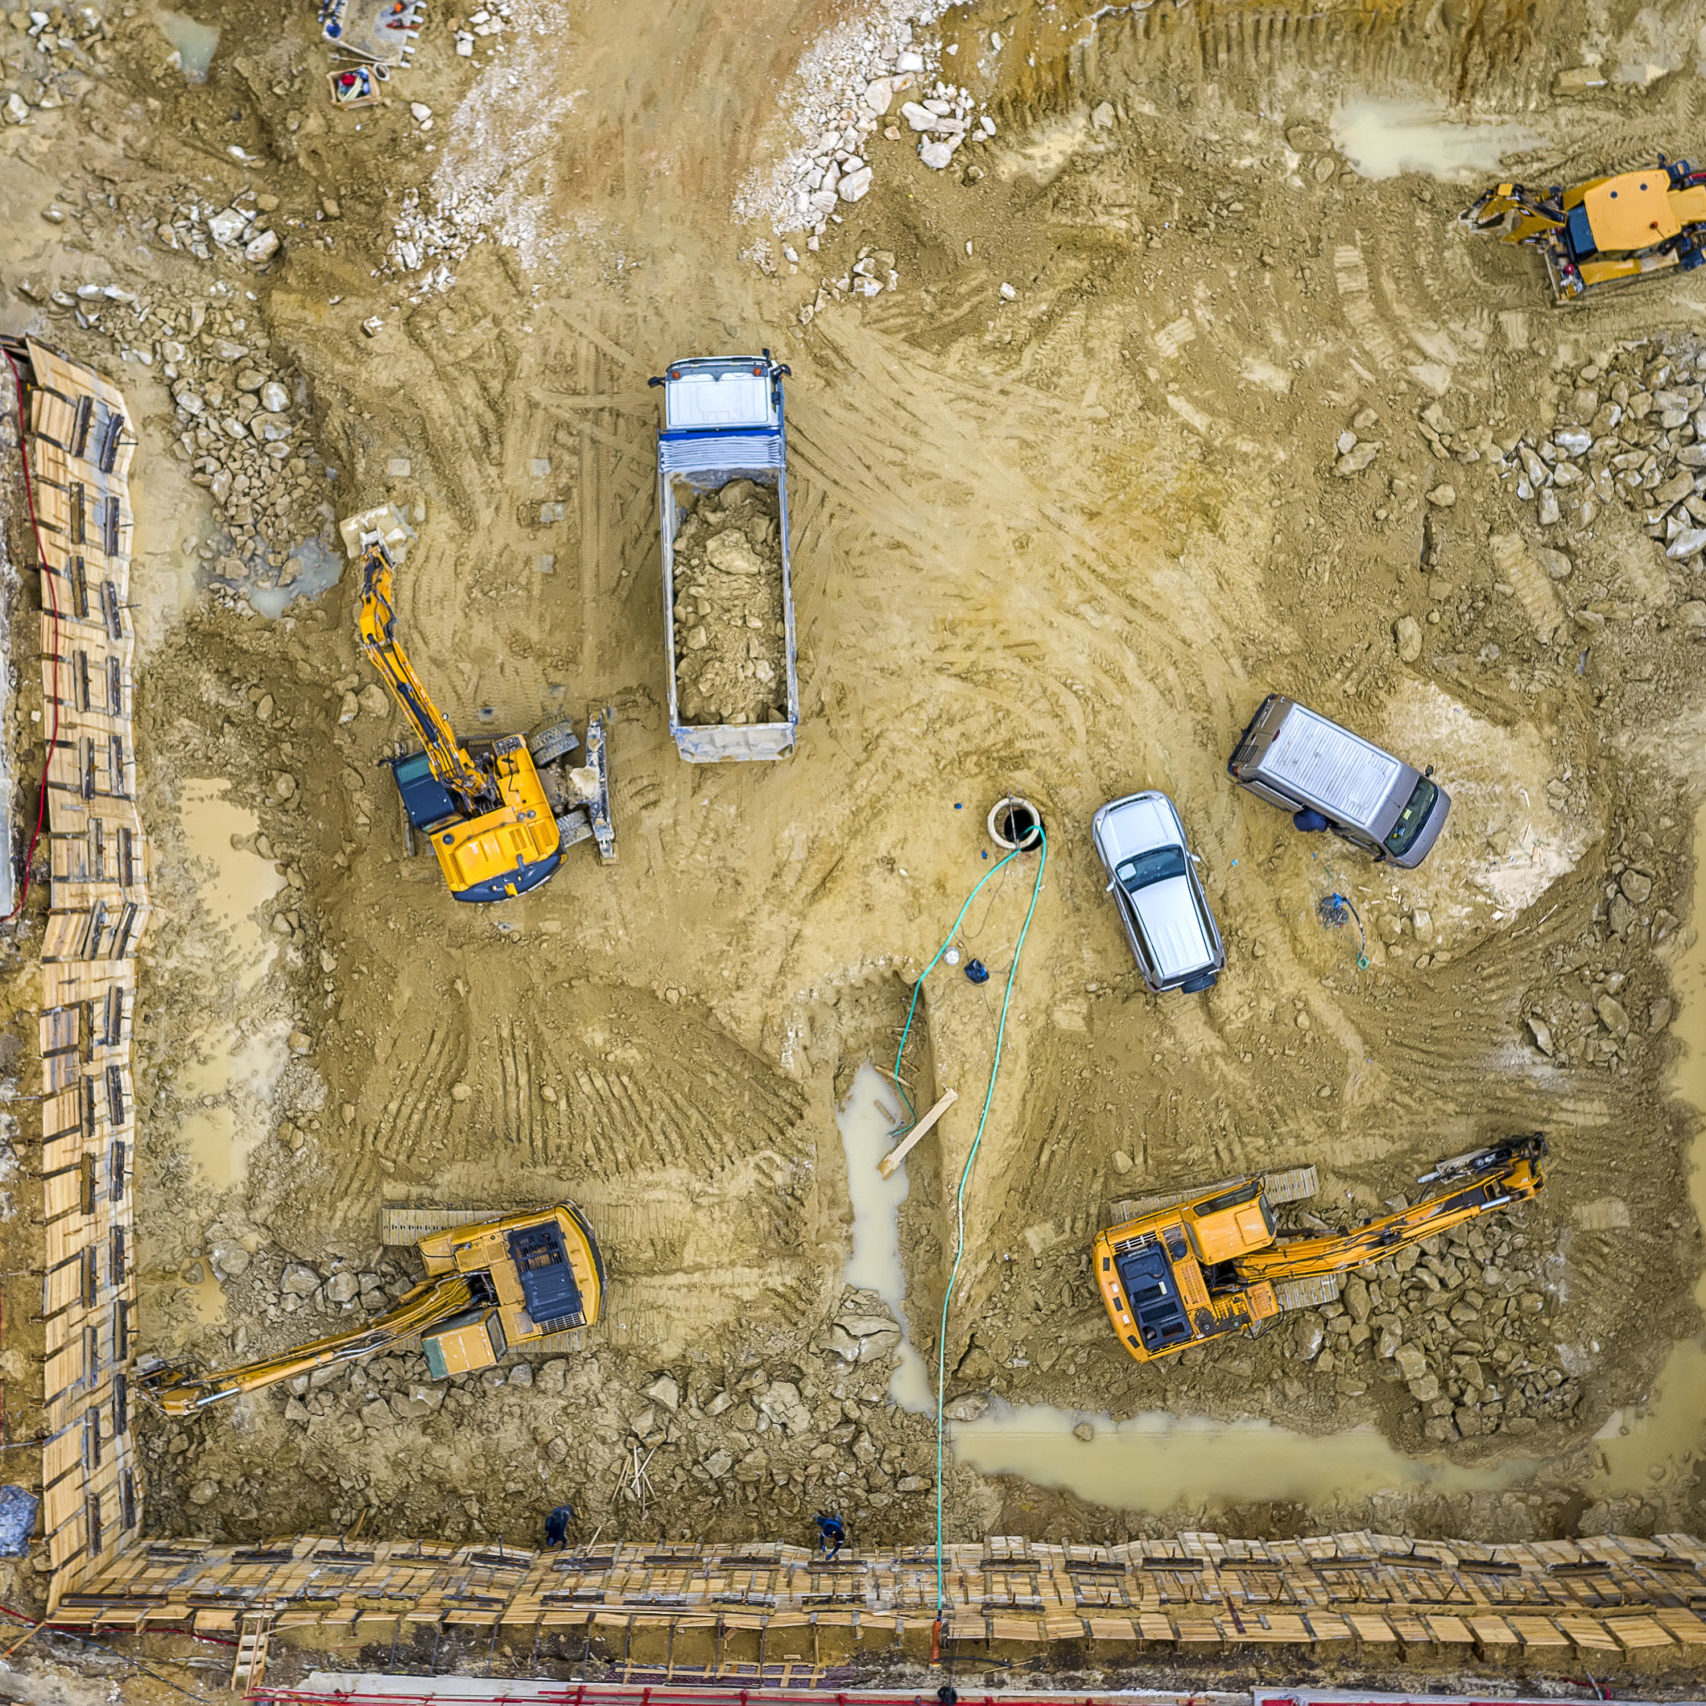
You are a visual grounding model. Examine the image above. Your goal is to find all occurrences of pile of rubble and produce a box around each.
[141,1274,940,1540]
[1503,340,1706,561]
[0,4,110,126]
[453,0,514,58]
[1286,1220,1578,1445]
[671,479,788,727]
[738,5,998,249]
[16,268,333,603]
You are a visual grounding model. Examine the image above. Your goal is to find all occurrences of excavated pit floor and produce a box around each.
[0,0,1703,1580]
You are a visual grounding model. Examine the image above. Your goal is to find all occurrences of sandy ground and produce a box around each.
[1,0,1705,1594]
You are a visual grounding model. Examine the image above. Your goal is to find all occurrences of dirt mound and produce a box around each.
[670,479,787,726]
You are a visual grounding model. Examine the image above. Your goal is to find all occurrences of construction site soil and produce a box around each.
[3,0,1706,1628]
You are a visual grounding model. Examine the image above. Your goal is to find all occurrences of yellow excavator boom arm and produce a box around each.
[1236,1136,1547,1283]
[142,1271,478,1416]
[357,537,490,810]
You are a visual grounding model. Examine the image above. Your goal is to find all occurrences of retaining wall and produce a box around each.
[13,337,148,1603]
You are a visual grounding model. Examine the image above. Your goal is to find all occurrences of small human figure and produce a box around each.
[1292,808,1329,833]
[964,959,990,985]
[543,1503,574,1550]
[814,1511,847,1559]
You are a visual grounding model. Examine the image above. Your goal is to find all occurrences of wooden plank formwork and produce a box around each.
[16,345,147,1611]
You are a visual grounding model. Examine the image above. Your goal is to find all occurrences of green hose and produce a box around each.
[886,830,1048,1616]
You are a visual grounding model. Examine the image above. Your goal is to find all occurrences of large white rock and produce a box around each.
[919,137,960,170]
[244,229,280,263]
[207,208,247,245]
[862,77,893,114]
[900,101,937,131]
[838,166,873,202]
[260,381,289,413]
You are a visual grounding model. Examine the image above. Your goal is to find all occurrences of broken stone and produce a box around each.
[644,1374,681,1411]
[1393,614,1423,662]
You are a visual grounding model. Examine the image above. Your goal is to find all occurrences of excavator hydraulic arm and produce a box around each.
[357,536,491,812]
[1233,1136,1546,1281]
[1095,1136,1546,1365]
[141,1273,478,1416]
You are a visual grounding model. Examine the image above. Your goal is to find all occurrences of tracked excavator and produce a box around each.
[1462,158,1706,303]
[1094,1136,1546,1365]
[140,1205,605,1416]
[357,533,615,902]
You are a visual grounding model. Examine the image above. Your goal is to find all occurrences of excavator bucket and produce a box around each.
[552,706,616,863]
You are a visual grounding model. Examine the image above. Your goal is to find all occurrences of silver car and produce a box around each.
[1091,791,1225,994]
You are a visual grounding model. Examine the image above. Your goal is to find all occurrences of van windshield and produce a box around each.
[1116,847,1188,891]
[1383,777,1439,857]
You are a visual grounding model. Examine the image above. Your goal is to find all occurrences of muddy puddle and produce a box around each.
[1588,799,1706,1498]
[1330,100,1542,182]
[838,1063,934,1412]
[954,1403,1534,1507]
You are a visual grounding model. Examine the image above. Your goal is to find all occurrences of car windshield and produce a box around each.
[1116,847,1188,891]
[1383,777,1439,857]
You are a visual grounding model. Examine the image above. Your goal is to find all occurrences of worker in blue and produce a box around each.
[813,1511,847,1558]
[543,1503,575,1549]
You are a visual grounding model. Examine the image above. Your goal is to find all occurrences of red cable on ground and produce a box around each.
[2,347,62,924]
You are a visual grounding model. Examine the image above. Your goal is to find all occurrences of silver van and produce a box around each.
[1091,791,1225,994]
[1228,694,1450,868]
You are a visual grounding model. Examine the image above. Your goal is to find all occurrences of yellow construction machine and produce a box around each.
[1094,1136,1546,1365]
[1463,159,1706,302]
[140,1205,605,1416]
[357,533,615,902]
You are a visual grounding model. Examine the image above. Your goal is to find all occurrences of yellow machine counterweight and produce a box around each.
[140,1205,605,1416]
[1094,1136,1546,1364]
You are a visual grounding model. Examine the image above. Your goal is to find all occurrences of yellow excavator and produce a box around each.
[357,532,615,902]
[1463,159,1706,302]
[1094,1136,1546,1365]
[141,1205,605,1416]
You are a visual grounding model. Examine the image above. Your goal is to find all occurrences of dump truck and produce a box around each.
[649,353,800,761]
[140,1205,605,1415]
[357,533,615,900]
[1462,158,1706,303]
[1093,1137,1546,1364]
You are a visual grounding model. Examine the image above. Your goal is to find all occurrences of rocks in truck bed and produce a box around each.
[670,479,788,728]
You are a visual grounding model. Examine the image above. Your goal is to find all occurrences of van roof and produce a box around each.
[1264,705,1403,822]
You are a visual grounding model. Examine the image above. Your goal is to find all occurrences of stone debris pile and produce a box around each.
[1503,340,1706,562]
[453,0,512,58]
[1286,1220,1578,1445]
[151,191,283,266]
[143,1278,939,1538]
[0,5,110,125]
[17,272,334,602]
[737,4,997,243]
[671,479,788,728]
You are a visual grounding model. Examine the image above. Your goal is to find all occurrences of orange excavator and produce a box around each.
[140,1205,604,1416]
[1094,1136,1546,1365]
[1462,159,1706,303]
